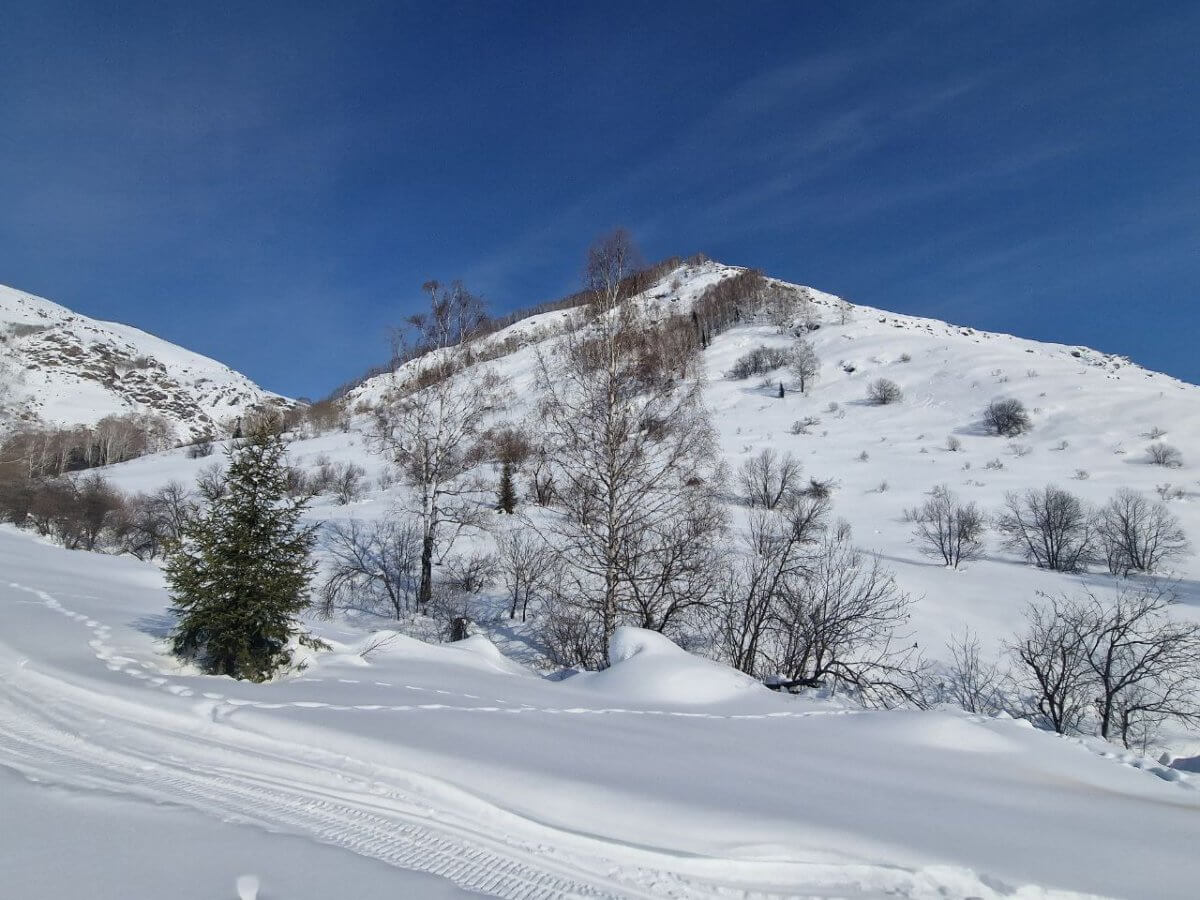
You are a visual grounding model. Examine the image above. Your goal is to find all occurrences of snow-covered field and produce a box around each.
[4,262,1200,898]
[4,527,1200,899]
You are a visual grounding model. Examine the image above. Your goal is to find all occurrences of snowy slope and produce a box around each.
[7,261,1200,897]
[102,258,1200,691]
[336,259,1200,654]
[3,527,1199,899]
[0,283,292,439]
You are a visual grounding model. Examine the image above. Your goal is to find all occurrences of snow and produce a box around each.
[569,625,768,704]
[3,525,1200,898]
[5,260,1200,897]
[1,765,470,900]
[0,282,289,438]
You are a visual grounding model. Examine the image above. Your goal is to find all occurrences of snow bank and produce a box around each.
[572,626,767,704]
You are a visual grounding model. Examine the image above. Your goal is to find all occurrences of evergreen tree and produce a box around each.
[778,381,785,398]
[166,426,320,681]
[497,459,517,514]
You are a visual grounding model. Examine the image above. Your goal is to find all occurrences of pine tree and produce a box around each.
[496,459,517,514]
[166,425,319,681]
[778,381,785,398]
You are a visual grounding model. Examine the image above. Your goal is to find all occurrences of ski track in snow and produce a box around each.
[0,578,1073,900]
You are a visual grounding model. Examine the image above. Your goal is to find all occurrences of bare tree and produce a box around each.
[943,629,1005,715]
[119,481,196,559]
[372,283,507,611]
[616,487,727,636]
[1072,585,1200,746]
[496,528,556,621]
[535,229,724,659]
[907,485,986,568]
[769,535,922,706]
[763,282,797,331]
[1096,489,1191,576]
[716,499,830,677]
[443,550,497,595]
[997,485,1095,572]
[837,297,854,325]
[738,448,803,509]
[319,518,421,619]
[1008,595,1092,734]
[789,337,820,394]
[983,398,1032,436]
[1011,587,1200,747]
[866,378,902,405]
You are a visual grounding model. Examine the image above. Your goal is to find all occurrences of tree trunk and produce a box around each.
[418,527,435,613]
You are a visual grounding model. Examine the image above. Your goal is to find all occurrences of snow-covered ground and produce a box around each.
[3,526,1200,899]
[4,261,1200,897]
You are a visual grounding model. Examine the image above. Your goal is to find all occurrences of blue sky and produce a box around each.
[1,1,1196,397]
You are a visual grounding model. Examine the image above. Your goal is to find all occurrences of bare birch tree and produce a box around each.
[535,229,725,660]
[371,282,506,611]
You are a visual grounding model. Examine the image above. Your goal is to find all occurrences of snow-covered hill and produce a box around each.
[6,260,1200,897]
[0,283,292,439]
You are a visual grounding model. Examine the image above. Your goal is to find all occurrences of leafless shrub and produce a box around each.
[319,518,421,619]
[187,437,215,459]
[738,448,802,509]
[984,458,1004,471]
[1008,595,1092,734]
[945,435,962,452]
[1074,469,1090,481]
[866,378,902,405]
[997,485,1095,572]
[118,481,196,560]
[1147,442,1183,468]
[788,337,820,393]
[1096,488,1191,576]
[1144,426,1167,440]
[1155,482,1184,502]
[728,345,791,380]
[443,551,498,595]
[802,477,836,500]
[983,398,1031,436]
[495,529,557,621]
[907,485,986,568]
[540,592,606,670]
[943,629,1005,715]
[790,416,820,435]
[1010,586,1200,747]
[768,536,923,707]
